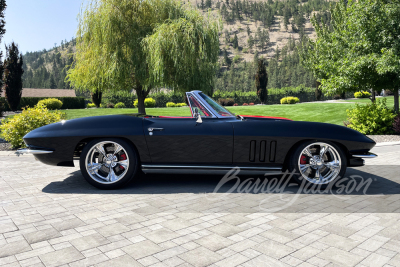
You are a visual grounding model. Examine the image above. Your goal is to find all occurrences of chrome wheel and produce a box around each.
[85,141,130,184]
[298,142,341,185]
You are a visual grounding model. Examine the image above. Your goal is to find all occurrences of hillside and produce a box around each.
[22,0,332,91]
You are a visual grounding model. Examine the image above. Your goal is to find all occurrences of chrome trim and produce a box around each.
[17,149,54,155]
[186,92,217,118]
[141,165,282,170]
[352,153,377,158]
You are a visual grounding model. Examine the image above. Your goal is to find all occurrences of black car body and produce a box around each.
[20,91,376,189]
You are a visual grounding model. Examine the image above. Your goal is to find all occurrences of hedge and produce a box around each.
[0,97,85,111]
[101,86,355,108]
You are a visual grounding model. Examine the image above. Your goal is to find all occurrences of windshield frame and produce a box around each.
[186,91,235,118]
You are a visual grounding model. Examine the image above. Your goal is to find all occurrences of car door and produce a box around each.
[143,117,233,164]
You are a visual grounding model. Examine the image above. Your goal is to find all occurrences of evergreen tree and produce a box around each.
[255,59,268,104]
[246,25,251,36]
[223,48,231,67]
[49,75,57,89]
[233,33,239,49]
[247,34,254,49]
[259,29,269,52]
[4,42,24,111]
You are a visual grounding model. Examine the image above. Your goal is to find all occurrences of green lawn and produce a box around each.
[64,102,355,125]
[342,96,396,106]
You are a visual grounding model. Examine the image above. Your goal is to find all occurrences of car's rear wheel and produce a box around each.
[80,138,138,189]
[289,141,347,188]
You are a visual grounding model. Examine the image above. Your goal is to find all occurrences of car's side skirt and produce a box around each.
[141,164,283,175]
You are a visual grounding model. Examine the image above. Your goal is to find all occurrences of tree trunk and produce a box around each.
[135,81,150,115]
[91,90,102,108]
[315,81,322,101]
[394,87,399,114]
[370,89,376,103]
[137,93,146,114]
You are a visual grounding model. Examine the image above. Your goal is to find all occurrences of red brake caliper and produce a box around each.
[119,154,127,170]
[300,155,307,164]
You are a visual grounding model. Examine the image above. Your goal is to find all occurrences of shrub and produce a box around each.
[176,103,186,107]
[104,91,135,108]
[114,102,125,108]
[0,104,65,148]
[166,102,177,107]
[243,48,249,53]
[87,103,96,108]
[346,98,396,135]
[354,91,371,98]
[218,98,234,106]
[100,103,106,108]
[281,97,300,104]
[249,103,254,105]
[393,114,400,134]
[243,103,248,106]
[0,97,85,110]
[107,103,114,108]
[37,98,63,110]
[134,98,156,108]
[233,103,238,106]
[287,97,300,104]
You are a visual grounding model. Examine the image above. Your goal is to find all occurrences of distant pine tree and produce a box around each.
[233,33,239,49]
[255,59,268,104]
[4,42,24,111]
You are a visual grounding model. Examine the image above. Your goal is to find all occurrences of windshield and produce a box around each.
[198,92,235,117]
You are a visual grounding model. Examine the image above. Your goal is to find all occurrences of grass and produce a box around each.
[342,95,395,106]
[64,102,355,125]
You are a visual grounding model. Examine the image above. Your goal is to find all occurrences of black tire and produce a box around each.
[288,140,347,189]
[80,138,139,189]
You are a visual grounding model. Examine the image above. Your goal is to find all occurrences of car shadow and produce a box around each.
[42,166,400,196]
[42,166,400,213]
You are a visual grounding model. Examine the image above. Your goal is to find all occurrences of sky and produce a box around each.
[2,0,85,55]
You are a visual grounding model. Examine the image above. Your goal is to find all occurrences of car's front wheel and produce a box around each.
[289,141,347,188]
[80,138,138,189]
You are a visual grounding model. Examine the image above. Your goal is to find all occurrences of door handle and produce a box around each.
[148,128,164,132]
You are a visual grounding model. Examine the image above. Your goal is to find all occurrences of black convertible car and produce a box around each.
[19,90,377,189]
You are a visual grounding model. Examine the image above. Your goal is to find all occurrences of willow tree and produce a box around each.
[67,0,220,114]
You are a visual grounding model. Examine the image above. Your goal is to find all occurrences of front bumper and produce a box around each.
[351,152,378,159]
[349,152,377,167]
[16,148,54,156]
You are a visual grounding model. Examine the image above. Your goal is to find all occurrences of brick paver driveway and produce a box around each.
[0,144,399,267]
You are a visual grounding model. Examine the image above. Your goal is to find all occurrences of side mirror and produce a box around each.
[193,108,202,124]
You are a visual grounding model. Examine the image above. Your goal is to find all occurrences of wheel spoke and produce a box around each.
[304,147,313,157]
[300,164,310,173]
[324,161,339,171]
[95,144,107,158]
[88,163,102,173]
[118,159,129,169]
[107,167,117,182]
[320,145,329,157]
[113,144,123,155]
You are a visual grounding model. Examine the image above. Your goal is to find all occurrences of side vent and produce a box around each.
[259,140,266,162]
[269,141,277,162]
[249,141,256,162]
